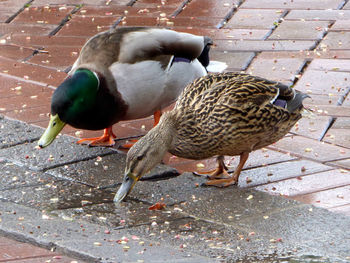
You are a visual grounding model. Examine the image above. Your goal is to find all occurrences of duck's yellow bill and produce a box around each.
[38,114,66,148]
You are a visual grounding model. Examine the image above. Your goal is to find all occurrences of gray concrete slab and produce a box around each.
[0,200,214,263]
[0,115,43,148]
[0,158,55,190]
[1,108,350,263]
[0,132,116,171]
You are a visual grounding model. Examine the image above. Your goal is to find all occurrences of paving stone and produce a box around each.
[269,20,330,40]
[246,57,305,84]
[290,115,332,140]
[28,46,80,70]
[293,69,350,96]
[209,50,255,71]
[0,115,44,148]
[134,0,185,6]
[0,23,56,36]
[130,217,288,262]
[0,133,116,172]
[0,201,208,263]
[12,6,73,25]
[0,44,35,61]
[285,10,350,21]
[0,179,115,210]
[329,204,350,216]
[4,34,87,48]
[344,1,350,9]
[0,0,28,18]
[0,242,59,261]
[320,31,350,50]
[120,16,222,28]
[0,158,58,191]
[214,39,316,52]
[293,185,350,209]
[57,16,118,37]
[308,58,350,72]
[235,205,350,258]
[324,127,350,148]
[50,201,185,229]
[173,27,269,40]
[255,169,350,196]
[269,135,350,162]
[2,105,51,126]
[258,49,350,59]
[240,159,332,188]
[0,74,51,99]
[0,11,13,23]
[177,0,233,18]
[329,20,350,31]
[47,153,126,187]
[0,87,52,112]
[329,158,350,169]
[0,57,66,87]
[224,9,283,29]
[303,94,339,106]
[305,105,350,117]
[76,5,129,17]
[32,0,130,5]
[331,117,350,128]
[167,148,296,175]
[241,0,344,9]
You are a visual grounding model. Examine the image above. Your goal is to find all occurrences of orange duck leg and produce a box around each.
[76,126,117,147]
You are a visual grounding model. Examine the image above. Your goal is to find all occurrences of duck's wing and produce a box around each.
[175,73,309,142]
[116,27,209,64]
[71,27,209,74]
[176,72,306,113]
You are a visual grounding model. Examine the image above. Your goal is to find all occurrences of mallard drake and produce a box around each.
[38,27,213,148]
[114,72,310,203]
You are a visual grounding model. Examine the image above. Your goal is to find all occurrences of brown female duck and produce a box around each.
[114,72,309,202]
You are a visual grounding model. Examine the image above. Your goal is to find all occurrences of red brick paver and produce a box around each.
[0,236,81,262]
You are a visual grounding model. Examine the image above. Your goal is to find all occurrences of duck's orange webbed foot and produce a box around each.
[76,127,116,147]
[193,156,230,179]
[203,152,249,188]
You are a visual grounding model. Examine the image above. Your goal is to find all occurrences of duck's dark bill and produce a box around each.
[114,172,138,203]
[38,114,66,148]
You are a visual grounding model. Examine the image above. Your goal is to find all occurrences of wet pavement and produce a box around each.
[1,116,350,262]
[1,0,350,262]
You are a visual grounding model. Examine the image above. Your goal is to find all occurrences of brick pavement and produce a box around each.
[1,0,350,259]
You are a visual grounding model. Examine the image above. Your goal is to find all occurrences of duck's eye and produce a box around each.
[137,155,144,161]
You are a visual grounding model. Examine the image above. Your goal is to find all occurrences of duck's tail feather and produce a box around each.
[287,91,311,113]
[206,61,228,73]
[197,36,213,68]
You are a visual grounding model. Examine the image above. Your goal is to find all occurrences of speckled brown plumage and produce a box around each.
[117,72,309,199]
[168,72,304,160]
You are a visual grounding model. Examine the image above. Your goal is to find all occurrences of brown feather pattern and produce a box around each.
[167,72,305,159]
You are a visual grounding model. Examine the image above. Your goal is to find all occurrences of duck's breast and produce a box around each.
[110,61,168,120]
[110,59,206,120]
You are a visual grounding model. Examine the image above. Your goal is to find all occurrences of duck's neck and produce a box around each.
[145,112,176,153]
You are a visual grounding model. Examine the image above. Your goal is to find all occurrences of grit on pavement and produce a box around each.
[0,0,350,262]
